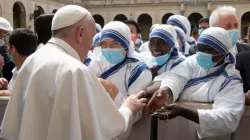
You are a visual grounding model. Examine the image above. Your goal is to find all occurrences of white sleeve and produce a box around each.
[160,59,193,101]
[197,80,245,138]
[112,107,134,140]
[114,92,126,107]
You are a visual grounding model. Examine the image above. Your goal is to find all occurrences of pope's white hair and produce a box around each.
[209,5,237,27]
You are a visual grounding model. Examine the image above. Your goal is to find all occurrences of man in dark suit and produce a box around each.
[236,51,250,105]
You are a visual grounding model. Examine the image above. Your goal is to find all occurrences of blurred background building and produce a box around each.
[1,0,249,40]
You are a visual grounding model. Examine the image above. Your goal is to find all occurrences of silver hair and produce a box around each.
[52,12,92,37]
[209,5,237,27]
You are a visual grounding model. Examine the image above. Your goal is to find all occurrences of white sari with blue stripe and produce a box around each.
[88,54,152,108]
[160,55,245,138]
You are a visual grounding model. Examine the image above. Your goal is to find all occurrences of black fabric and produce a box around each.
[236,50,250,93]
[2,61,15,82]
[236,42,250,53]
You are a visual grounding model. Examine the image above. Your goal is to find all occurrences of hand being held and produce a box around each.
[121,92,147,115]
[98,78,119,100]
[145,86,170,116]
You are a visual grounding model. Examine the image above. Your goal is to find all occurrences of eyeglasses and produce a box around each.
[195,44,215,52]
[100,42,121,48]
[3,32,10,45]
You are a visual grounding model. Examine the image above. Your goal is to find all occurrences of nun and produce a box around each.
[146,27,245,139]
[89,21,152,108]
[167,15,196,55]
[143,25,186,79]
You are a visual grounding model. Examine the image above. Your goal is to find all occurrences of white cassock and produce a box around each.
[159,55,244,138]
[36,43,44,51]
[88,54,152,108]
[7,67,19,92]
[1,38,134,140]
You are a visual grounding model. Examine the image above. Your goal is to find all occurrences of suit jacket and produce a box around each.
[236,42,250,53]
[236,50,250,93]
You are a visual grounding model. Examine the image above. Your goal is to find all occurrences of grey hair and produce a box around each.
[52,12,92,37]
[209,5,237,27]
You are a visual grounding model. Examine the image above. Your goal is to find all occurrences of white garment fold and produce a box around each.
[1,38,134,140]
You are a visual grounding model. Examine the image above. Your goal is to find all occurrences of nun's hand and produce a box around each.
[98,78,118,100]
[145,86,172,116]
[158,104,183,120]
[0,78,8,90]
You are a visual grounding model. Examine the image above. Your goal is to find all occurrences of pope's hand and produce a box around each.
[98,78,118,100]
[145,86,171,116]
[121,92,147,115]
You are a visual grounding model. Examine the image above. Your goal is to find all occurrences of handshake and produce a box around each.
[98,78,173,116]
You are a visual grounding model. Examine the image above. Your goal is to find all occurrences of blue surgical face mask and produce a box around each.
[101,48,125,64]
[198,28,205,36]
[152,53,171,66]
[196,52,216,69]
[227,29,239,46]
[135,39,141,45]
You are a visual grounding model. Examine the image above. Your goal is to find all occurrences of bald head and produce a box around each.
[51,5,96,61]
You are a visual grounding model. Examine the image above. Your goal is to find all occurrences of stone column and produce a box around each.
[207,2,211,18]
[180,3,185,15]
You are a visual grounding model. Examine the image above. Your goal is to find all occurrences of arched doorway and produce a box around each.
[241,11,250,41]
[188,12,203,33]
[114,14,127,22]
[52,9,57,13]
[36,6,45,18]
[13,2,26,29]
[137,14,152,41]
[162,13,174,24]
[93,14,104,28]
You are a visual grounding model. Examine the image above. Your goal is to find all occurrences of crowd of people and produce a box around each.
[0,4,249,140]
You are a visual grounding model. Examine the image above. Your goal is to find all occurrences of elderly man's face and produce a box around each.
[217,12,238,30]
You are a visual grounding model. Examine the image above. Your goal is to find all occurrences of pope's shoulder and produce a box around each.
[24,45,90,74]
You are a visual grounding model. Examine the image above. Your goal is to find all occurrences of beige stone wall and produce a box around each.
[0,0,249,38]
[0,0,65,30]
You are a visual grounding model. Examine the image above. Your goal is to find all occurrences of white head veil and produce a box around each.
[100,21,138,58]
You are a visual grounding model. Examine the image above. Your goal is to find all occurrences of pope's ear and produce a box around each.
[76,26,85,43]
